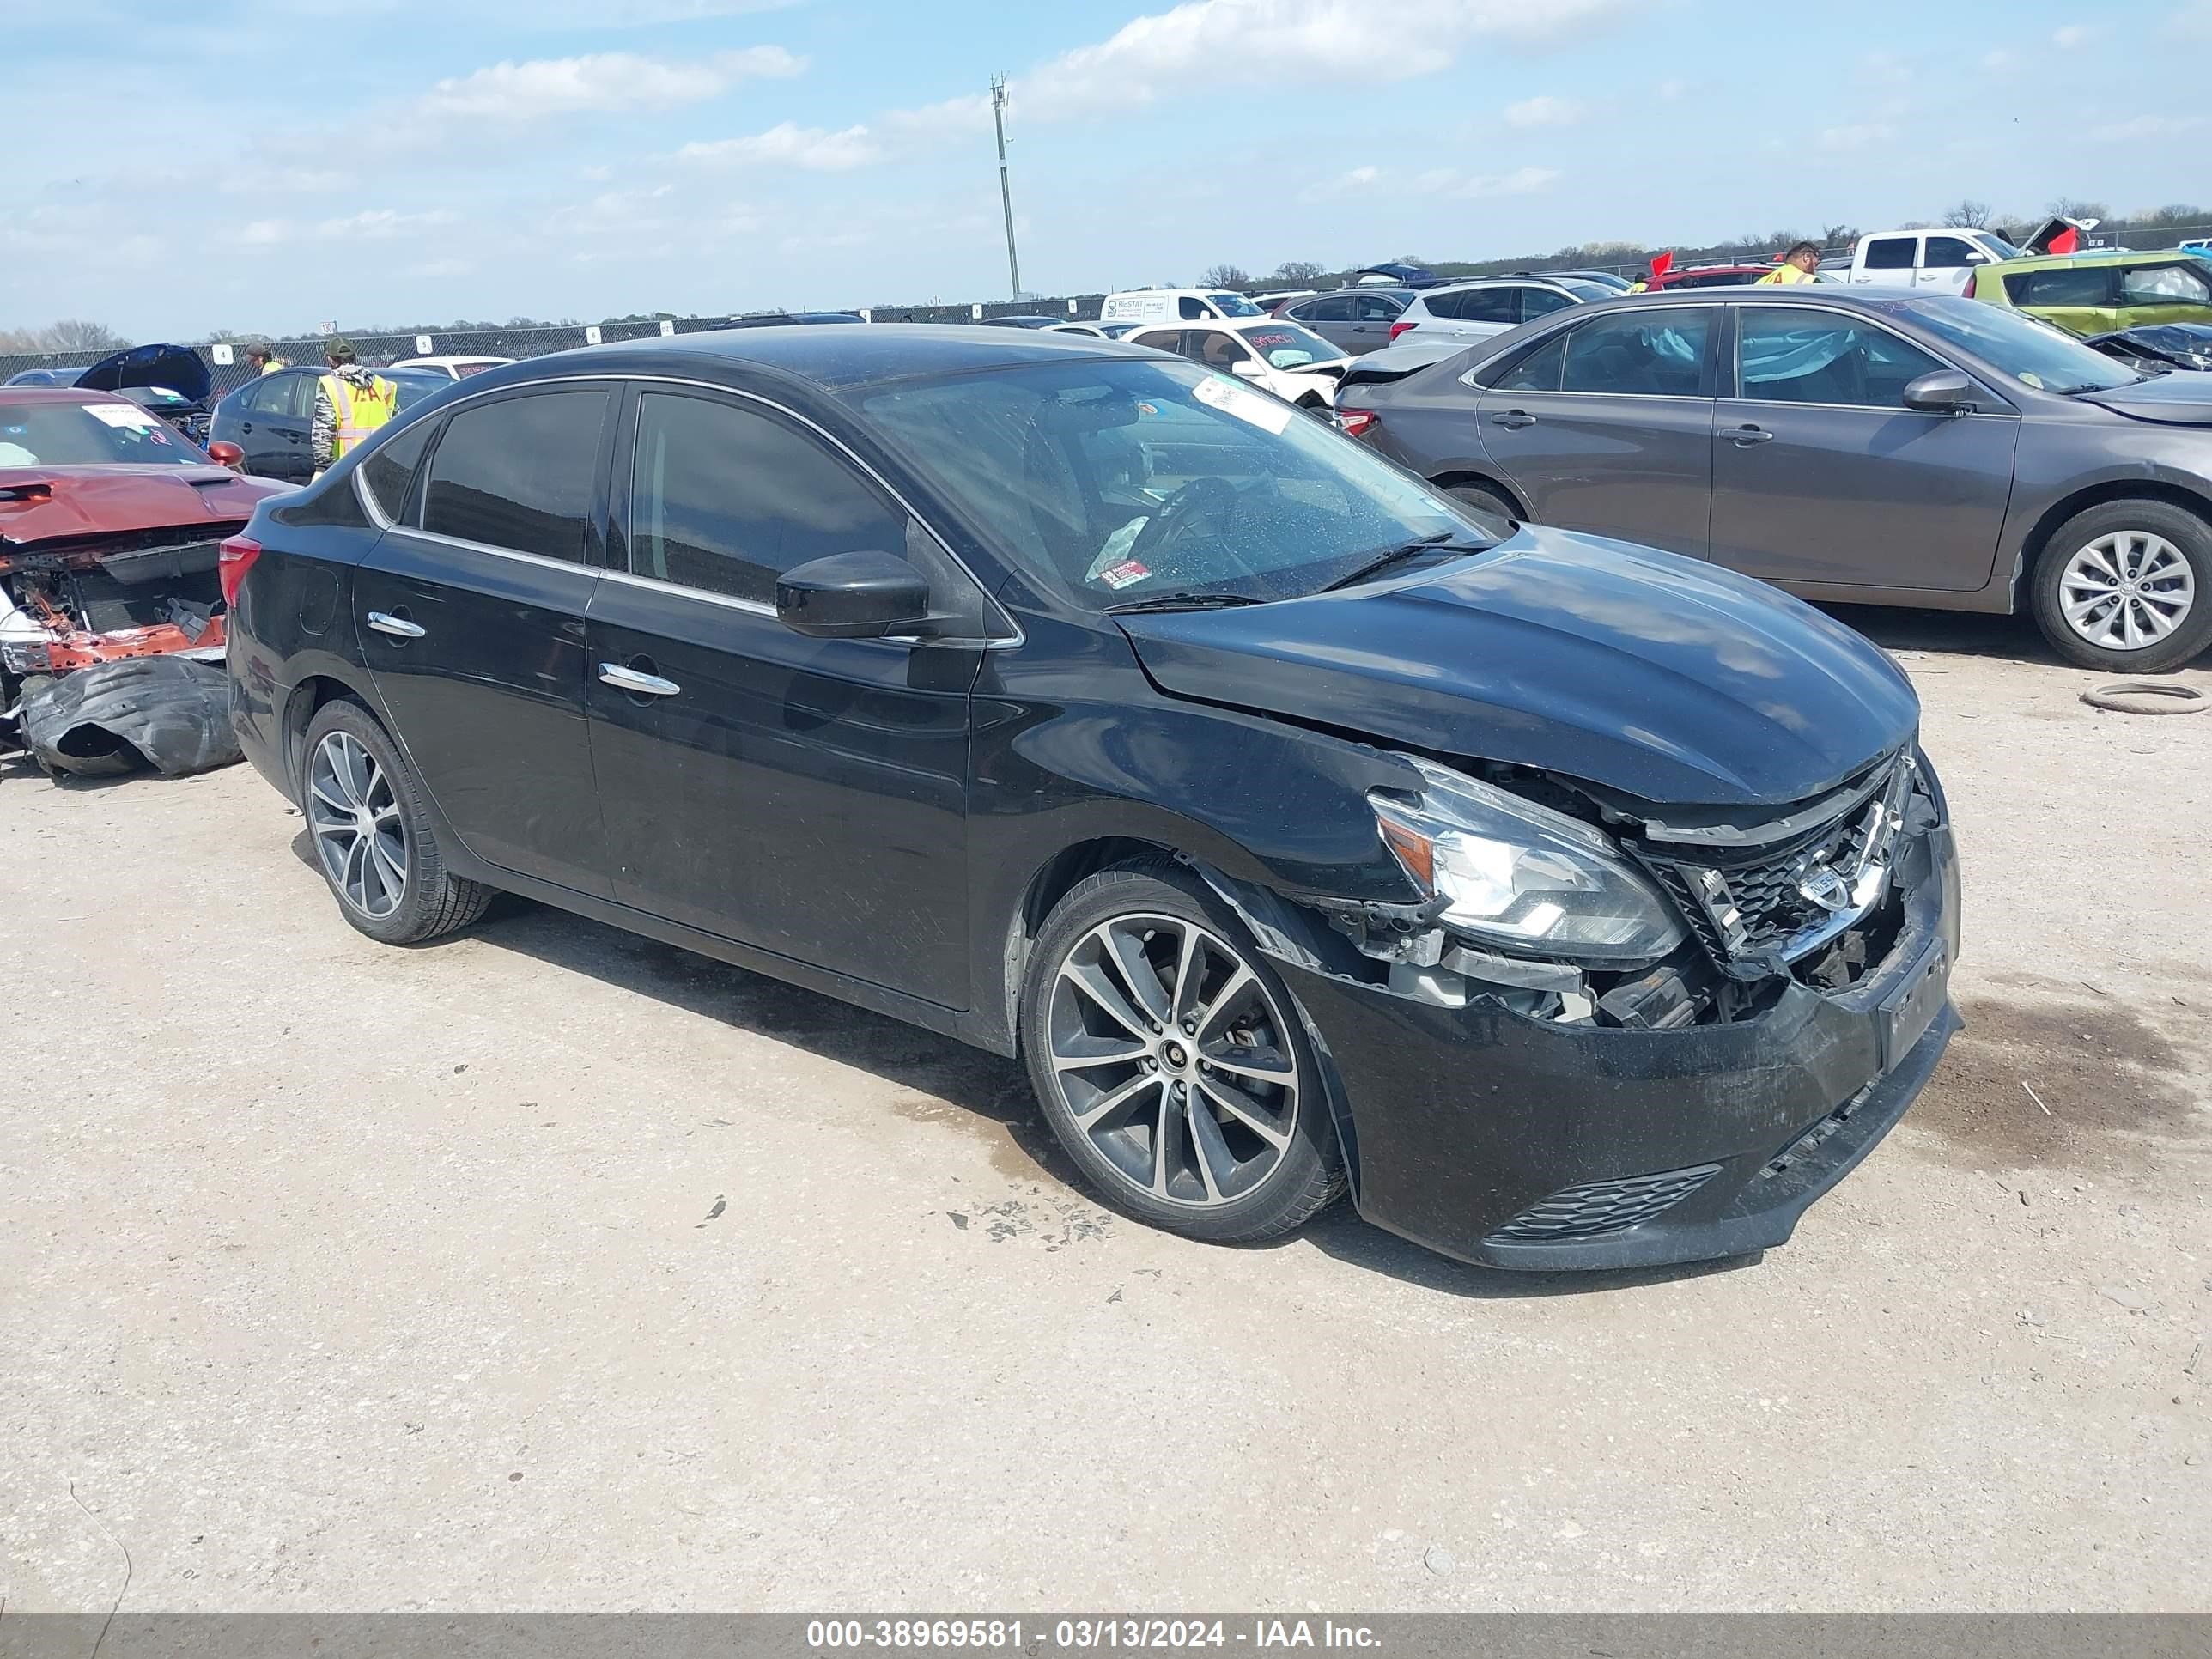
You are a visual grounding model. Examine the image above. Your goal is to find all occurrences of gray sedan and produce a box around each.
[1341,289,2212,672]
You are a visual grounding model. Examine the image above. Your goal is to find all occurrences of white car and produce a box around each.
[390,354,514,380]
[1127,319,1352,408]
[1099,288,1268,327]
[1844,228,2025,295]
[1389,276,1608,345]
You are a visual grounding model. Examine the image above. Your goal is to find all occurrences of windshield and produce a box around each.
[859,358,1492,611]
[1556,278,1613,301]
[1905,297,2142,393]
[1978,232,2027,261]
[0,399,204,466]
[1206,292,1265,318]
[1232,322,1342,369]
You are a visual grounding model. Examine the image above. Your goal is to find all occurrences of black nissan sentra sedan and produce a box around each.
[223,326,1960,1271]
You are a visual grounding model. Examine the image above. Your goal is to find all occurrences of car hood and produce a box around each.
[0,465,289,554]
[2077,369,2212,427]
[1115,526,1920,809]
[75,343,213,404]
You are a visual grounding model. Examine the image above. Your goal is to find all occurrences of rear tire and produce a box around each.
[2030,500,2212,672]
[300,700,492,945]
[1020,860,1344,1244]
[1446,481,1521,536]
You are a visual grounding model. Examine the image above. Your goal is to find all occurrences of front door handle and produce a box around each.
[366,611,426,639]
[1492,410,1539,429]
[1730,424,1774,447]
[599,662,681,697]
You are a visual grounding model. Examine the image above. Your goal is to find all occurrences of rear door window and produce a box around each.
[1560,309,1712,396]
[1355,294,1403,320]
[1297,296,1352,323]
[362,416,440,523]
[422,390,609,562]
[1862,236,1917,271]
[2119,262,2212,305]
[2007,265,2113,307]
[1449,288,1520,325]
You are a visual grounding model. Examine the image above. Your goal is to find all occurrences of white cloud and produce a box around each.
[1859,50,1911,84]
[240,219,291,246]
[1980,47,2017,70]
[1819,122,1894,152]
[678,121,883,170]
[2175,0,2212,37]
[2090,112,2203,142]
[1298,165,1380,201]
[315,208,459,239]
[417,46,800,124]
[1412,164,1560,198]
[892,0,1625,130]
[1504,94,1583,127]
[1656,78,1687,100]
[2052,22,2094,46]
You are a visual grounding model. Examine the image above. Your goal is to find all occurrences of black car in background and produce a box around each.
[225,327,1959,1272]
[208,365,452,482]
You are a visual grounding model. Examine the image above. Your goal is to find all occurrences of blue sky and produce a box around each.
[9,0,2208,339]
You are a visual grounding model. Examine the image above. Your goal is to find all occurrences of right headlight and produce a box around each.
[1368,757,1686,964]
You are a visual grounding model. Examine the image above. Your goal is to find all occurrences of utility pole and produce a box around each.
[991,74,1021,301]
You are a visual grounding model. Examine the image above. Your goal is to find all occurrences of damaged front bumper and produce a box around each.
[1232,758,1962,1271]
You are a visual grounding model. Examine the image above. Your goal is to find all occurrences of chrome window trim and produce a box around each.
[353,369,1022,647]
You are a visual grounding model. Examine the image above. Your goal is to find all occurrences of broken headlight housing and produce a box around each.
[1369,758,1686,965]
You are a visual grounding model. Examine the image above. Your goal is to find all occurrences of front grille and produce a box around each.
[1485,1164,1722,1243]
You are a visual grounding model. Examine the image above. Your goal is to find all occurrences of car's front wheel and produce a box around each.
[300,700,493,945]
[1020,862,1345,1243]
[2031,500,2211,672]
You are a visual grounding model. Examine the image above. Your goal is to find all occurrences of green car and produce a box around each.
[1966,249,2212,335]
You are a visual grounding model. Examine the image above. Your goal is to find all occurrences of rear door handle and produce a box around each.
[1730,424,1774,447]
[599,662,681,697]
[1492,410,1539,429]
[366,611,426,639]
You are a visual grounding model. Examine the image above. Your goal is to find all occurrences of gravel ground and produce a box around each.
[1,609,2206,1614]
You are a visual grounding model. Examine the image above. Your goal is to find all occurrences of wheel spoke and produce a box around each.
[1152,1086,1179,1196]
[1201,1044,1297,1088]
[1061,957,1152,1039]
[369,836,407,902]
[1070,1071,1162,1133]
[1168,924,1202,1025]
[1103,924,1172,1024]
[1193,963,1254,1039]
[341,832,370,908]
[1185,1094,1231,1202]
[1052,1035,1150,1073]
[1197,1073,1293,1151]
[310,777,353,814]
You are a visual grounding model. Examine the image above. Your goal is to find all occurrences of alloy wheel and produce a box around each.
[2059,531,2196,652]
[1045,913,1300,1208]
[307,731,409,919]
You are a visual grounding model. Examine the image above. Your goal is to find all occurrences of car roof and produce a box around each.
[1996,248,2193,271]
[0,386,114,405]
[515,322,1131,393]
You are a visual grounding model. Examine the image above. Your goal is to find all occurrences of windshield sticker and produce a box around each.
[1086,515,1151,582]
[1194,374,1292,435]
[2019,371,2045,390]
[85,403,161,429]
[1099,559,1151,590]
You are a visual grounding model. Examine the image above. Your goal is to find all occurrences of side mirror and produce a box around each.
[205,440,246,469]
[775,550,932,640]
[1902,369,1978,415]
[1228,358,1265,380]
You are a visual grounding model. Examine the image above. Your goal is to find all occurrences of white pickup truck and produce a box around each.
[1843,228,2026,294]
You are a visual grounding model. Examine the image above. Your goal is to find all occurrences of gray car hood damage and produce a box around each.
[2079,373,2212,427]
[1116,526,1920,809]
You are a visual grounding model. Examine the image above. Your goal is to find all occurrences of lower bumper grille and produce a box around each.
[1484,1163,1722,1243]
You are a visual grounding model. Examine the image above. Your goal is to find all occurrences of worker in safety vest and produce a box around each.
[311,338,398,477]
[245,343,287,375]
[1754,241,1822,285]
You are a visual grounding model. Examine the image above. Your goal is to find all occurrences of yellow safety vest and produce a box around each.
[258,359,287,374]
[1754,264,1816,285]
[322,374,398,458]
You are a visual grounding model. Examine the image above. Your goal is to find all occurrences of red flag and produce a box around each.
[1650,251,1675,276]
[2049,225,2080,256]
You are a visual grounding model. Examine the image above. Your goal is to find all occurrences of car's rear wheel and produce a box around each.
[1020,862,1344,1243]
[300,700,492,945]
[2031,500,2212,672]
[1445,481,1521,535]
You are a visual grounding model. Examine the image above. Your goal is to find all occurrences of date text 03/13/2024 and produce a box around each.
[805,1620,1383,1650]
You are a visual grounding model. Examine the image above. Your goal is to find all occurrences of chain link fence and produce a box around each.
[0,298,1115,398]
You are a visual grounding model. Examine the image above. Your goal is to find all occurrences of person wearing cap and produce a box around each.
[1754,241,1822,285]
[311,338,398,477]
[245,343,287,375]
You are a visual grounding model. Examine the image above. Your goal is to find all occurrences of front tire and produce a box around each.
[2031,500,2211,672]
[1445,481,1521,536]
[300,700,492,945]
[1019,861,1344,1244]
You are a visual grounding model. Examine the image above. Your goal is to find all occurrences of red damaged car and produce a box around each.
[1,386,290,778]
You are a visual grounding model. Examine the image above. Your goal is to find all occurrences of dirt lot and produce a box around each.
[2,610,2207,1614]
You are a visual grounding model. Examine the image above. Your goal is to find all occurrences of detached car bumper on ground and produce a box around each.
[227,327,1959,1272]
